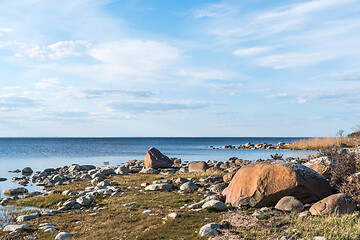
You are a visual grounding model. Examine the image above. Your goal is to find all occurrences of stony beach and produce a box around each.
[1,146,360,239]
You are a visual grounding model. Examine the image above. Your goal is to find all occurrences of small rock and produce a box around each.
[0,177,7,181]
[123,203,136,207]
[314,237,328,240]
[44,228,58,232]
[55,232,72,239]
[139,168,160,174]
[252,207,271,216]
[298,211,311,218]
[168,212,180,218]
[142,210,155,214]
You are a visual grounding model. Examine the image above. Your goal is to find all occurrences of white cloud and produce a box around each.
[86,40,180,77]
[15,40,91,60]
[259,0,355,20]
[233,47,272,56]
[177,68,232,80]
[106,99,214,112]
[207,83,243,95]
[0,28,13,36]
[36,78,62,89]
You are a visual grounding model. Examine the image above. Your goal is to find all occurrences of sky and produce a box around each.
[0,0,359,137]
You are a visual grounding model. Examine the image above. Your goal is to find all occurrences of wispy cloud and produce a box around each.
[15,40,91,60]
[106,99,215,112]
[207,83,243,95]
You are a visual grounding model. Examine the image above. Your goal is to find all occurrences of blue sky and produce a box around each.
[0,0,359,137]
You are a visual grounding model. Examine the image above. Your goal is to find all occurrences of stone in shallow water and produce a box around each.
[3,187,28,196]
[0,177,7,181]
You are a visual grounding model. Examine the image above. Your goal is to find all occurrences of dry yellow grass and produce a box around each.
[285,137,360,150]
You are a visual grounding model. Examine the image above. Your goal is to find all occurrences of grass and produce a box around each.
[3,171,360,239]
[284,137,360,150]
[289,213,360,239]
[0,172,220,240]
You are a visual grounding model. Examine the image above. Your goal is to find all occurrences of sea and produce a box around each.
[0,137,314,199]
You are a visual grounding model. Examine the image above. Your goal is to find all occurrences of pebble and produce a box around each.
[123,202,136,207]
[168,212,180,218]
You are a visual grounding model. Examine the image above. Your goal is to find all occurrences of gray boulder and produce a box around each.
[179,182,198,191]
[21,167,33,175]
[115,166,130,175]
[145,183,173,191]
[199,223,220,237]
[17,213,40,222]
[275,196,304,213]
[202,200,227,211]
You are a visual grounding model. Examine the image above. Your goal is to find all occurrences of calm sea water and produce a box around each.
[0,137,312,198]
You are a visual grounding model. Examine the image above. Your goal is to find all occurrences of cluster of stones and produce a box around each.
[211,141,287,150]
[1,147,359,239]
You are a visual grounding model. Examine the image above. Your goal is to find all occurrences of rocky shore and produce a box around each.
[210,142,288,150]
[1,147,360,239]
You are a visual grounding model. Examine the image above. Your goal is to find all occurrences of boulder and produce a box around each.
[3,224,28,232]
[309,193,357,215]
[21,167,33,176]
[303,156,334,178]
[115,166,130,175]
[145,183,173,191]
[144,147,173,169]
[275,196,304,213]
[0,177,7,182]
[189,161,209,173]
[139,168,159,174]
[17,213,40,222]
[179,182,198,191]
[202,200,227,211]
[3,187,28,196]
[222,160,332,207]
[199,223,220,237]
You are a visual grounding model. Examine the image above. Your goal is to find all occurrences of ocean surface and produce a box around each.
[0,137,313,198]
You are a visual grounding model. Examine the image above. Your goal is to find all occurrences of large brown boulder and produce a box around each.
[222,160,332,207]
[144,147,173,169]
[189,161,209,172]
[309,193,357,215]
[303,156,334,178]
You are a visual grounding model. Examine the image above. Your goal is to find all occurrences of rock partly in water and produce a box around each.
[21,167,33,176]
[3,187,28,196]
[189,161,209,173]
[309,193,357,215]
[222,160,332,207]
[0,177,7,182]
[275,196,304,213]
[144,147,173,169]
